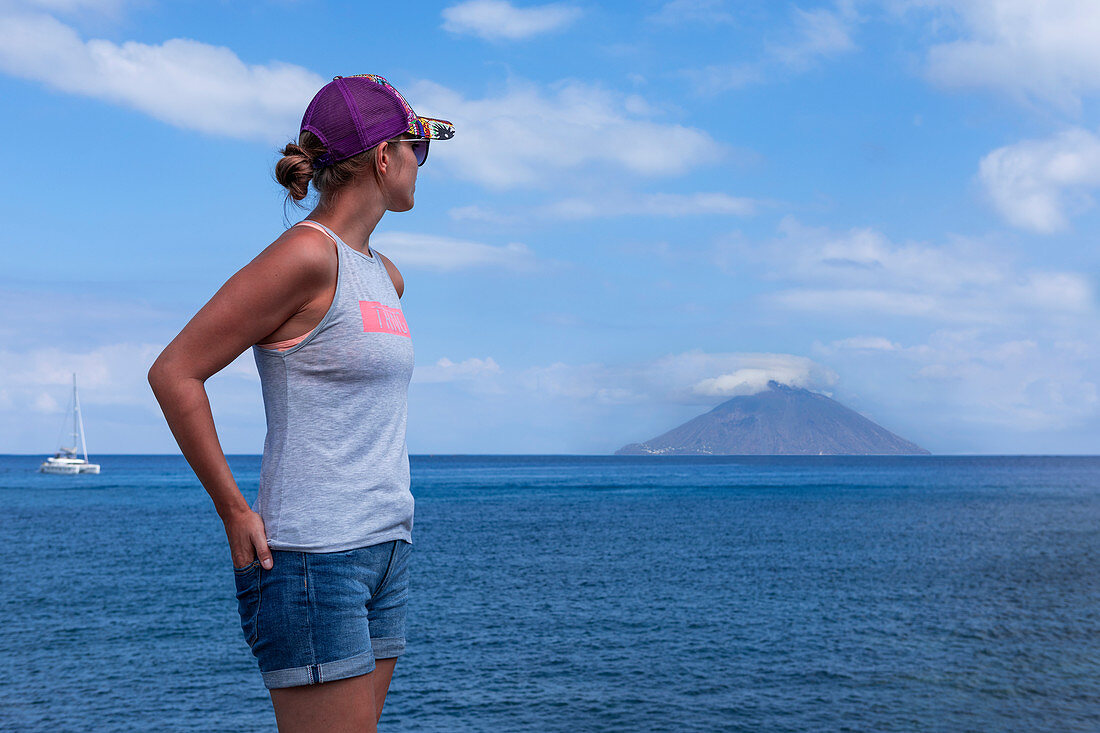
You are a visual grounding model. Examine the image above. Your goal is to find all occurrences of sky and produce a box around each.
[1,0,1099,455]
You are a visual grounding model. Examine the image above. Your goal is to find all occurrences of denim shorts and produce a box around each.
[233,539,412,689]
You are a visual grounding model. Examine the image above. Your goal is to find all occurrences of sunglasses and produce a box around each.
[396,137,430,166]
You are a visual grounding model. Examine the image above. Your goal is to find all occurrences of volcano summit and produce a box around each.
[616,381,929,456]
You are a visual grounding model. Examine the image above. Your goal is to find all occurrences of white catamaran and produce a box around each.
[39,374,101,475]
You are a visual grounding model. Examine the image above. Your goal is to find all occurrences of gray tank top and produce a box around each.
[250,219,414,552]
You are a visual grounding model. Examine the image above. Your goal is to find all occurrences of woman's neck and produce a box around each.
[308,188,387,255]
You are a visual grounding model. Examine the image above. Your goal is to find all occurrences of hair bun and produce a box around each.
[274,143,315,201]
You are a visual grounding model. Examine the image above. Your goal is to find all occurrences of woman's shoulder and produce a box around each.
[253,224,339,283]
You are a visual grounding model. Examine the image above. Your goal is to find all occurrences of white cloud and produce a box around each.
[414,356,501,383]
[726,217,1095,322]
[682,1,858,94]
[692,355,837,397]
[773,289,949,319]
[0,8,324,141]
[10,0,126,11]
[441,0,581,41]
[411,351,829,410]
[405,76,723,188]
[0,343,163,414]
[828,336,901,351]
[447,205,513,223]
[0,340,266,452]
[0,343,165,440]
[978,128,1100,233]
[912,0,1100,110]
[448,191,760,223]
[32,391,60,414]
[0,342,259,411]
[371,232,539,271]
[520,361,648,404]
[539,192,759,219]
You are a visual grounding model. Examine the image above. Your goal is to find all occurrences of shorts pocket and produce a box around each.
[233,563,261,648]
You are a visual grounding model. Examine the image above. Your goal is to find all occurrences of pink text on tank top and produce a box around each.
[360,301,410,337]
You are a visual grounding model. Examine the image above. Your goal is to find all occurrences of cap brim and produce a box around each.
[408,115,455,140]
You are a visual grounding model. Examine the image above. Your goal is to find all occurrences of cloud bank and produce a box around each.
[371,232,539,271]
[512,349,837,405]
[405,77,723,188]
[0,8,324,142]
[916,0,1100,111]
[723,217,1094,323]
[539,192,759,219]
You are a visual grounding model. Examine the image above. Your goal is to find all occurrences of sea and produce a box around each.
[1,454,1098,732]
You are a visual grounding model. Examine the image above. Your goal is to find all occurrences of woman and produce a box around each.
[148,74,454,732]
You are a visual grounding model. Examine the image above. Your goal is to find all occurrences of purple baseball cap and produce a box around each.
[301,74,455,169]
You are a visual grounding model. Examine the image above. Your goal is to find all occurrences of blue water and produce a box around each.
[2,455,1099,732]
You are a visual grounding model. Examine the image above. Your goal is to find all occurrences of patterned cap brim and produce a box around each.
[409,116,455,140]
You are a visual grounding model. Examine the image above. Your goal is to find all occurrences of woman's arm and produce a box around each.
[148,230,336,569]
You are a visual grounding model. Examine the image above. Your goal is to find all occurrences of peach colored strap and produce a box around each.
[297,219,374,259]
[292,219,339,244]
[257,331,313,351]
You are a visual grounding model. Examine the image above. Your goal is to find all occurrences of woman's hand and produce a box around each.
[224,508,274,570]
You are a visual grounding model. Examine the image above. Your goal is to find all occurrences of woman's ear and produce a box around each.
[376,141,391,175]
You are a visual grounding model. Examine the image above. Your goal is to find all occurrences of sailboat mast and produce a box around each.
[73,374,89,461]
[71,374,79,451]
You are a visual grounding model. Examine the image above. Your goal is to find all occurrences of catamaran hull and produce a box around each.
[39,460,100,475]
